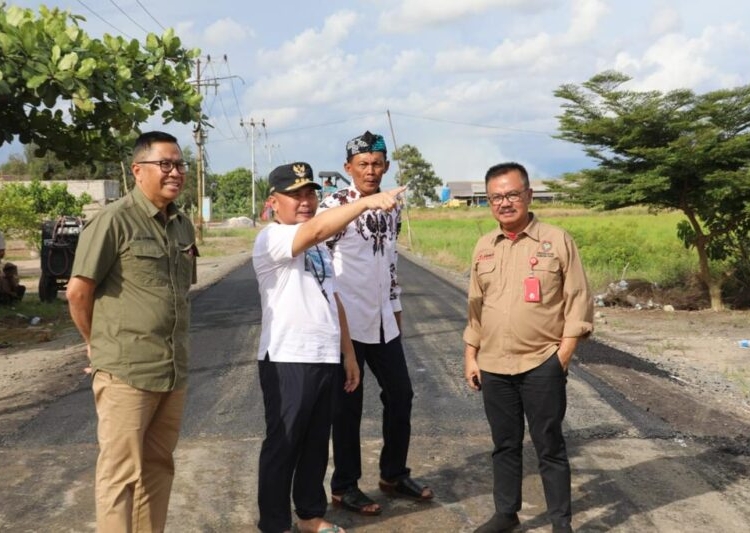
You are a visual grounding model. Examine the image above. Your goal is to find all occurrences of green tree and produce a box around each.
[212,167,254,218]
[392,144,442,207]
[0,4,204,166]
[552,71,750,310]
[0,179,90,248]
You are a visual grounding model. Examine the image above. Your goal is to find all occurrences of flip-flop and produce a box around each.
[331,486,382,516]
[379,477,434,502]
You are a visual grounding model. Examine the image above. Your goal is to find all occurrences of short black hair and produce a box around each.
[132,131,180,161]
[484,162,529,188]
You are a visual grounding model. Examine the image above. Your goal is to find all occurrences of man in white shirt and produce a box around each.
[253,161,404,533]
[319,131,434,516]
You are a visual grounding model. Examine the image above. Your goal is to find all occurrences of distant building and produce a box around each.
[440,180,558,206]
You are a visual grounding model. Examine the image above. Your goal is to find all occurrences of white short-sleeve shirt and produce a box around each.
[252,223,340,363]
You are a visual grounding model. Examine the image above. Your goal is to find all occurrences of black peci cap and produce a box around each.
[268,162,321,194]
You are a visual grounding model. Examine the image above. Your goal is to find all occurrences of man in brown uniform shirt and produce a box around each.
[463,162,593,533]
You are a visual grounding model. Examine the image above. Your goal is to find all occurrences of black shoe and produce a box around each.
[552,523,574,533]
[474,512,520,533]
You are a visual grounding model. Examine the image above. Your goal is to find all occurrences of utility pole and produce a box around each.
[193,125,207,243]
[191,56,216,244]
[189,54,240,242]
[240,117,265,223]
[387,109,412,249]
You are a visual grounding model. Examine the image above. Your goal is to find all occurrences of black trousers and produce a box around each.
[257,357,337,533]
[331,334,414,493]
[481,353,571,525]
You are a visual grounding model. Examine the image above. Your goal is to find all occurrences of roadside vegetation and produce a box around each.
[402,204,702,298]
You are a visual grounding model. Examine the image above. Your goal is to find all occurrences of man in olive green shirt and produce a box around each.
[67,131,197,532]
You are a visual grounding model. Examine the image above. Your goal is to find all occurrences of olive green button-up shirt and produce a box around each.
[71,187,196,391]
[463,214,593,375]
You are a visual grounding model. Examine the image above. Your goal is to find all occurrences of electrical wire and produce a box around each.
[135,0,166,31]
[108,0,152,35]
[272,113,383,134]
[222,56,247,134]
[388,110,552,136]
[76,0,135,39]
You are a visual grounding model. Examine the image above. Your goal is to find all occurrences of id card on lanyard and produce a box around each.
[524,256,540,302]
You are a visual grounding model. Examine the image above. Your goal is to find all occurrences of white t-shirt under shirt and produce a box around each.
[252,223,341,364]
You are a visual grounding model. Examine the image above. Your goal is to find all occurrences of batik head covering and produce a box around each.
[345,131,387,160]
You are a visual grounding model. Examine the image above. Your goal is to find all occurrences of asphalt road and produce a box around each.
[1,256,749,532]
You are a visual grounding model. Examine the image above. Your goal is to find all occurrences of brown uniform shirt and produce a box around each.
[71,187,196,391]
[463,214,593,375]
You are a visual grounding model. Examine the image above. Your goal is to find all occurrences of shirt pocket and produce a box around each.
[129,239,169,287]
[533,257,562,299]
[176,242,197,290]
[475,259,497,293]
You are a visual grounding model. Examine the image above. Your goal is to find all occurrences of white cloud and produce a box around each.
[257,10,358,67]
[380,0,550,33]
[563,0,608,43]
[624,23,745,91]
[435,33,554,73]
[649,7,681,36]
[203,18,252,46]
[392,49,426,74]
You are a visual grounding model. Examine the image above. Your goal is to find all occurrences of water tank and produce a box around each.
[440,186,451,203]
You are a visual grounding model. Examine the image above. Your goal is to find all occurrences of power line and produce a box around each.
[135,0,166,31]
[76,0,135,39]
[273,113,383,134]
[222,56,247,137]
[108,0,151,35]
[388,110,552,136]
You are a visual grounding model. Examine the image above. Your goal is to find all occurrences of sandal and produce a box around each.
[293,523,343,533]
[379,477,434,502]
[331,487,382,516]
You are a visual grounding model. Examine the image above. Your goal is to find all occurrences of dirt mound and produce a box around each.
[597,277,709,310]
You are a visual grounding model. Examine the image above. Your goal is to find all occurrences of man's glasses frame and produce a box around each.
[488,189,528,205]
[137,160,190,174]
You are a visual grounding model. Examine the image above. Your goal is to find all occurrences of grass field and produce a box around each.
[402,204,697,292]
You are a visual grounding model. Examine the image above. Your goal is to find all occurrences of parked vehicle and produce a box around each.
[39,216,84,302]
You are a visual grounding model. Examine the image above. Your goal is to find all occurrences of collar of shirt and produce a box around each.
[494,212,539,244]
[132,187,182,223]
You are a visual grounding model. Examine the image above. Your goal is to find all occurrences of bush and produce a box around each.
[0,180,90,249]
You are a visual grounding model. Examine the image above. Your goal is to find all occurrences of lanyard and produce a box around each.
[305,245,329,303]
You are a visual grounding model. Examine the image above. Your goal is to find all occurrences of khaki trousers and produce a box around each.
[92,371,186,533]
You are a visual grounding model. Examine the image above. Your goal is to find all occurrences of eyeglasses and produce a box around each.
[488,189,527,205]
[137,160,190,174]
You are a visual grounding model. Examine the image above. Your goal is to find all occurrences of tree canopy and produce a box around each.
[0,179,90,248]
[208,167,255,218]
[552,70,750,310]
[392,144,442,207]
[0,3,204,167]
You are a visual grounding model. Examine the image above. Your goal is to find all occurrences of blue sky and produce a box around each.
[3,0,750,189]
